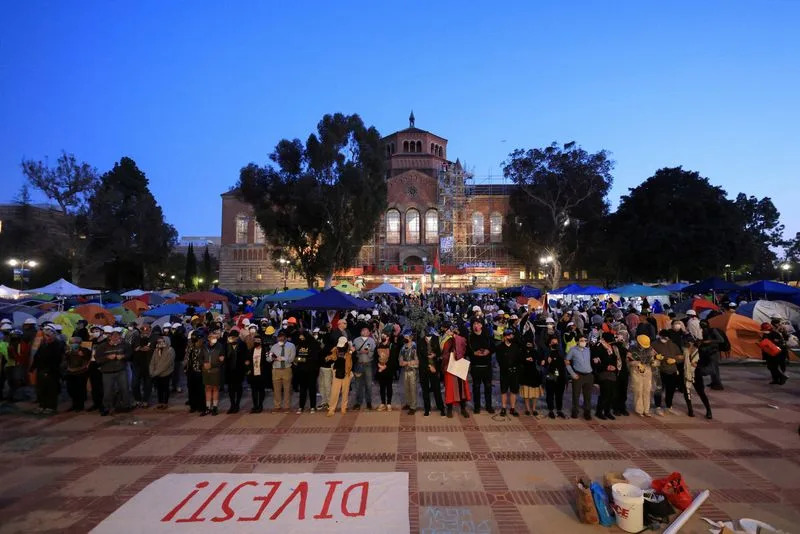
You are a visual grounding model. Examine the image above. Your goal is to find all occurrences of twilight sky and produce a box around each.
[1,1,798,238]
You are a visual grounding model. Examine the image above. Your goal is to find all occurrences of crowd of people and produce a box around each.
[0,292,795,419]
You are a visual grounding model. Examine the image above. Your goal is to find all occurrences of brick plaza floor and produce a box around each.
[0,365,799,533]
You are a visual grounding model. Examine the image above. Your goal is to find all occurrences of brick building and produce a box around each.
[218,114,526,292]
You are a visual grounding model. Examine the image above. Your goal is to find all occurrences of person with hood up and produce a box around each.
[496,328,522,417]
[594,332,621,420]
[200,330,224,416]
[245,333,269,413]
[149,336,175,409]
[30,324,65,415]
[326,336,353,416]
[629,335,656,417]
[651,330,686,415]
[685,309,702,340]
[131,323,154,408]
[294,329,320,413]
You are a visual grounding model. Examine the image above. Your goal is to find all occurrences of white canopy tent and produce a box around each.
[121,289,147,297]
[0,285,21,299]
[366,282,405,295]
[27,278,100,296]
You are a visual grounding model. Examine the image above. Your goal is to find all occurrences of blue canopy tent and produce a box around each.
[469,287,497,295]
[287,288,374,311]
[262,288,317,303]
[142,303,206,317]
[741,280,800,300]
[366,283,405,295]
[549,284,584,295]
[681,277,740,294]
[659,282,690,292]
[500,285,542,298]
[578,285,610,296]
[211,287,240,303]
[611,284,669,298]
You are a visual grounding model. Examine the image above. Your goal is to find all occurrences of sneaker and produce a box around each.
[296,408,303,414]
[376,404,386,411]
[605,413,616,421]
[643,412,651,418]
[310,408,316,414]
[596,413,606,420]
[499,408,507,417]
[525,410,531,416]
[557,411,567,419]
[667,408,678,415]
[200,409,209,416]
[705,412,713,420]
[386,405,392,412]
[655,408,665,417]
[366,404,373,411]
[423,411,430,416]
[250,407,259,414]
[533,410,539,417]
[440,410,446,417]
[211,406,219,416]
[474,408,481,415]
[548,411,556,419]
[571,411,579,419]
[401,404,409,410]
[460,407,469,418]
[352,404,361,411]
[33,407,45,415]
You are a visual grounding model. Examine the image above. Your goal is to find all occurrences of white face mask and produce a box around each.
[279,341,285,346]
[578,341,587,347]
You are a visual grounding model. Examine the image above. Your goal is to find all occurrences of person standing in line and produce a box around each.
[398,330,419,415]
[351,326,376,411]
[594,332,620,420]
[683,338,713,419]
[651,330,686,415]
[440,322,471,418]
[418,324,445,417]
[170,323,187,393]
[375,332,394,411]
[294,329,320,413]
[566,333,594,421]
[87,325,106,412]
[30,324,64,415]
[63,336,91,412]
[543,337,567,419]
[131,324,154,408]
[224,329,246,414]
[468,320,494,414]
[326,336,353,416]
[95,329,132,417]
[269,330,295,412]
[519,327,543,417]
[496,328,522,417]
[200,330,224,416]
[149,336,175,410]
[245,334,269,413]
[629,335,655,417]
[184,330,206,413]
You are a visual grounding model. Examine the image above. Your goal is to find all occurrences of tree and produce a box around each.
[21,151,99,283]
[238,113,386,287]
[733,194,785,278]
[184,244,197,290]
[201,245,213,287]
[87,157,177,289]
[502,142,613,289]
[611,167,747,281]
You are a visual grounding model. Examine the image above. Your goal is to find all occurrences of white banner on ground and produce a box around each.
[91,472,409,534]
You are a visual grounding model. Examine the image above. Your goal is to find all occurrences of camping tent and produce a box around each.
[262,288,317,303]
[367,283,405,296]
[736,300,800,331]
[211,287,240,303]
[142,303,207,317]
[681,277,739,294]
[0,285,21,299]
[673,297,720,314]
[287,288,373,311]
[26,278,100,297]
[741,281,800,300]
[708,312,764,360]
[333,281,360,294]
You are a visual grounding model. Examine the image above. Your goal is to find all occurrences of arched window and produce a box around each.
[438,146,443,157]
[416,141,422,153]
[254,223,266,244]
[425,209,438,244]
[403,141,409,152]
[406,209,420,244]
[235,214,249,244]
[386,209,401,244]
[430,143,435,153]
[471,212,484,244]
[391,142,395,154]
[490,212,503,243]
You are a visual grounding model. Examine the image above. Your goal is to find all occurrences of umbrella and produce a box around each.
[12,311,36,327]
[151,315,172,329]
[26,278,100,296]
[366,283,405,295]
[73,304,116,326]
[121,289,148,297]
[333,281,360,294]
[122,299,148,315]
[110,306,137,324]
[142,303,206,318]
[287,288,374,311]
[178,291,229,307]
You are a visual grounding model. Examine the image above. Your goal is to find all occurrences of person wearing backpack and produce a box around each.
[699,320,724,390]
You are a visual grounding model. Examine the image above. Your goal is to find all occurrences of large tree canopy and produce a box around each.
[612,167,747,281]
[733,193,785,278]
[503,142,613,288]
[238,113,385,287]
[87,157,177,289]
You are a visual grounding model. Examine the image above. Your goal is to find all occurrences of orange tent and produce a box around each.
[652,313,671,331]
[73,304,116,326]
[708,312,763,360]
[122,299,148,315]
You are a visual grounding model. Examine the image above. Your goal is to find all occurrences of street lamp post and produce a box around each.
[781,263,791,284]
[278,258,289,291]
[7,258,38,290]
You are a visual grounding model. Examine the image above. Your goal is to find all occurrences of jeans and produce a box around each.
[403,370,418,410]
[102,370,131,412]
[613,368,629,413]
[154,375,171,404]
[654,372,686,408]
[352,361,374,406]
[89,361,104,408]
[318,367,333,407]
[571,373,593,416]
[131,364,152,404]
[378,371,393,405]
[471,365,493,410]
[66,372,88,410]
[597,380,615,415]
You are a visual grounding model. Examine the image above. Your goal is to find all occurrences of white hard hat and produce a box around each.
[172,322,182,329]
[337,336,348,348]
[24,318,36,325]
[102,325,114,333]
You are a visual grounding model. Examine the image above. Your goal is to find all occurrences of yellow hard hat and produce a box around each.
[265,326,275,335]
[636,334,651,349]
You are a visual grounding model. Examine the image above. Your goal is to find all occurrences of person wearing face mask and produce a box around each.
[326,336,353,416]
[519,324,543,417]
[95,329,132,416]
[149,336,175,410]
[30,325,65,415]
[351,326,377,411]
[629,335,656,417]
[63,336,91,412]
[496,328,522,417]
[542,337,567,419]
[269,330,296,412]
[611,333,631,416]
[594,332,621,420]
[224,329,247,414]
[294,329,320,414]
[418,324,445,417]
[87,325,106,411]
[375,332,394,411]
[683,338,712,419]
[398,329,419,415]
[131,324,154,408]
[651,330,686,415]
[245,334,269,413]
[566,334,594,420]
[440,323,471,418]
[200,330,224,415]
[184,331,206,413]
[468,320,494,415]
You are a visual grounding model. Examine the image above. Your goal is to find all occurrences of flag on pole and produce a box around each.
[431,248,440,284]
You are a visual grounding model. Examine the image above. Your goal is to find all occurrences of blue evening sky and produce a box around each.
[1,1,798,238]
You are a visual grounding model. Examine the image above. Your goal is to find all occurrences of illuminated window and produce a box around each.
[490,212,503,243]
[235,214,248,244]
[386,209,401,244]
[471,212,484,244]
[254,223,266,244]
[406,209,420,244]
[425,209,438,244]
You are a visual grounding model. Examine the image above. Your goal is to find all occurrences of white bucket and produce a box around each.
[611,483,644,533]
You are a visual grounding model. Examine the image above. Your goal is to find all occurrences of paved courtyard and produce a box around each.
[0,365,799,533]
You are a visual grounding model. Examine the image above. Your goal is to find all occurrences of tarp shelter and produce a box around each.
[211,287,240,303]
[736,300,800,331]
[0,285,21,299]
[333,281,360,294]
[121,289,148,297]
[610,284,668,298]
[26,278,100,297]
[12,311,36,327]
[659,282,690,292]
[549,284,584,295]
[673,297,720,314]
[708,312,764,360]
[469,287,497,295]
[501,285,542,298]
[142,303,207,318]
[287,288,374,311]
[741,281,800,300]
[262,288,317,303]
[73,304,116,326]
[159,290,179,299]
[681,277,740,294]
[366,283,405,296]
